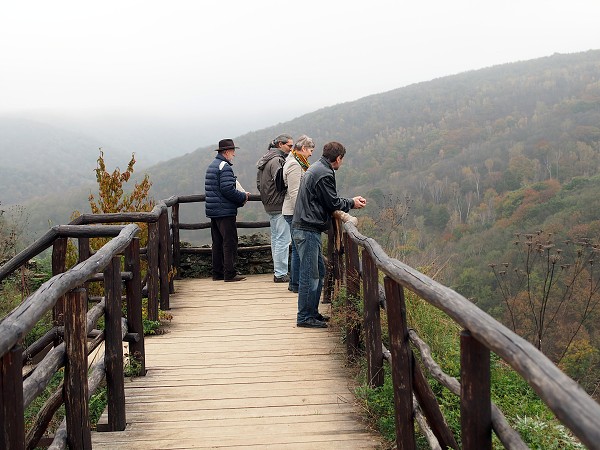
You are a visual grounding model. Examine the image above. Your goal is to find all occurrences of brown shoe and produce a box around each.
[274,274,290,283]
[224,275,246,282]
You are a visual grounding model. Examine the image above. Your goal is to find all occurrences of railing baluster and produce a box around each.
[362,250,384,387]
[104,256,127,431]
[412,355,459,449]
[384,277,415,449]
[461,329,492,450]
[1,344,25,450]
[343,233,361,361]
[323,226,334,304]
[158,208,170,310]
[64,288,92,449]
[147,221,160,322]
[171,203,181,279]
[78,237,90,263]
[332,217,343,299]
[125,238,146,375]
[52,237,68,338]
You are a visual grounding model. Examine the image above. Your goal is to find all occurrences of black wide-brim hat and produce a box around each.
[215,138,239,151]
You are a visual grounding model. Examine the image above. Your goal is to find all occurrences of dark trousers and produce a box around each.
[210,216,239,280]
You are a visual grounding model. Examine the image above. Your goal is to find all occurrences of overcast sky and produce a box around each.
[1,0,599,145]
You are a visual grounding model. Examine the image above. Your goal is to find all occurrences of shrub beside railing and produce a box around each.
[327,212,600,450]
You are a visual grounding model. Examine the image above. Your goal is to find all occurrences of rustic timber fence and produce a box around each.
[0,224,143,449]
[164,193,269,273]
[0,194,270,449]
[327,213,600,450]
[3,192,600,449]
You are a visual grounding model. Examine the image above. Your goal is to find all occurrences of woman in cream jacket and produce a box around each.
[282,135,315,293]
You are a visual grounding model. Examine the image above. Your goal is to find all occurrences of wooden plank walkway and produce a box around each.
[91,274,382,449]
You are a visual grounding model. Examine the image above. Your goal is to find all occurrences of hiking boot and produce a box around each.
[316,313,330,322]
[274,274,290,283]
[297,318,328,328]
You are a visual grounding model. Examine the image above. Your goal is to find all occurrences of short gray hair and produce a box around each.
[294,135,314,151]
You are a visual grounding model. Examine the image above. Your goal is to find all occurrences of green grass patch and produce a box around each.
[334,288,584,449]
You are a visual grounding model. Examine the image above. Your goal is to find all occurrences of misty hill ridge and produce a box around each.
[7,49,600,238]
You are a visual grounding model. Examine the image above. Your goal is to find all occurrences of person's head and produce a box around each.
[293,135,315,158]
[322,141,346,169]
[269,134,294,154]
[216,138,238,162]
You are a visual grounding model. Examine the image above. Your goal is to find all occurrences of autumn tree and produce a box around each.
[88,150,154,216]
[69,149,155,283]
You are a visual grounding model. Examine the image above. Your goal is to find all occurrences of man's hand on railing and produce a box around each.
[352,196,367,209]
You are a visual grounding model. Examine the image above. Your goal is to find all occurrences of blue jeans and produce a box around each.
[269,213,290,277]
[293,228,325,324]
[284,215,299,291]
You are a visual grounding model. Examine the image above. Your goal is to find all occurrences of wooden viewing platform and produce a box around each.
[91,274,382,449]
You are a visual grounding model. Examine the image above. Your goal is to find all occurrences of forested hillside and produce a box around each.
[147,50,600,389]
[8,48,600,394]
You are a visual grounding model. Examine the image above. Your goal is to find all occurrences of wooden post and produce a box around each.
[1,344,25,450]
[125,238,146,375]
[323,226,334,304]
[171,203,181,280]
[461,330,492,450]
[343,234,361,361]
[104,256,126,431]
[78,237,90,263]
[78,237,91,294]
[362,250,384,387]
[64,288,92,449]
[158,208,170,310]
[167,216,175,294]
[147,221,159,322]
[384,277,415,449]
[52,238,68,333]
[332,217,343,300]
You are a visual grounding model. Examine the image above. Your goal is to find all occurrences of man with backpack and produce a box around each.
[256,134,293,283]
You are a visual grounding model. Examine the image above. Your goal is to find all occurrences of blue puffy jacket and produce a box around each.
[205,154,247,218]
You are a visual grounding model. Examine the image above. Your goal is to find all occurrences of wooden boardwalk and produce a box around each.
[91,274,382,449]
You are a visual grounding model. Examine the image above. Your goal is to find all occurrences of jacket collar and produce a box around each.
[319,156,333,170]
[216,153,232,165]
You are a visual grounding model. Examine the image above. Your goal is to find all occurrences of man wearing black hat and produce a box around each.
[205,139,249,282]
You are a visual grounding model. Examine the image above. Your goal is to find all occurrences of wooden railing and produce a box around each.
[3,193,600,449]
[0,224,143,449]
[163,194,269,274]
[0,194,269,449]
[327,212,600,449]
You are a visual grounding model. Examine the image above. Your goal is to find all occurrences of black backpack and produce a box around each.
[257,153,287,194]
[274,162,287,193]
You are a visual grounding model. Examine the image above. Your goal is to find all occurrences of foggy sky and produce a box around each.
[1,0,598,147]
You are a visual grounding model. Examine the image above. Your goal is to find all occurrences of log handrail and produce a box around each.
[0,224,143,449]
[0,224,130,282]
[5,192,599,448]
[0,224,139,355]
[332,214,600,449]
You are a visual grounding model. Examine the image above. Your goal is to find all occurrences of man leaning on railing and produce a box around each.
[292,141,367,328]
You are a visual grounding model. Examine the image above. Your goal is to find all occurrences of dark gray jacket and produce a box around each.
[292,156,354,233]
[256,149,286,213]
